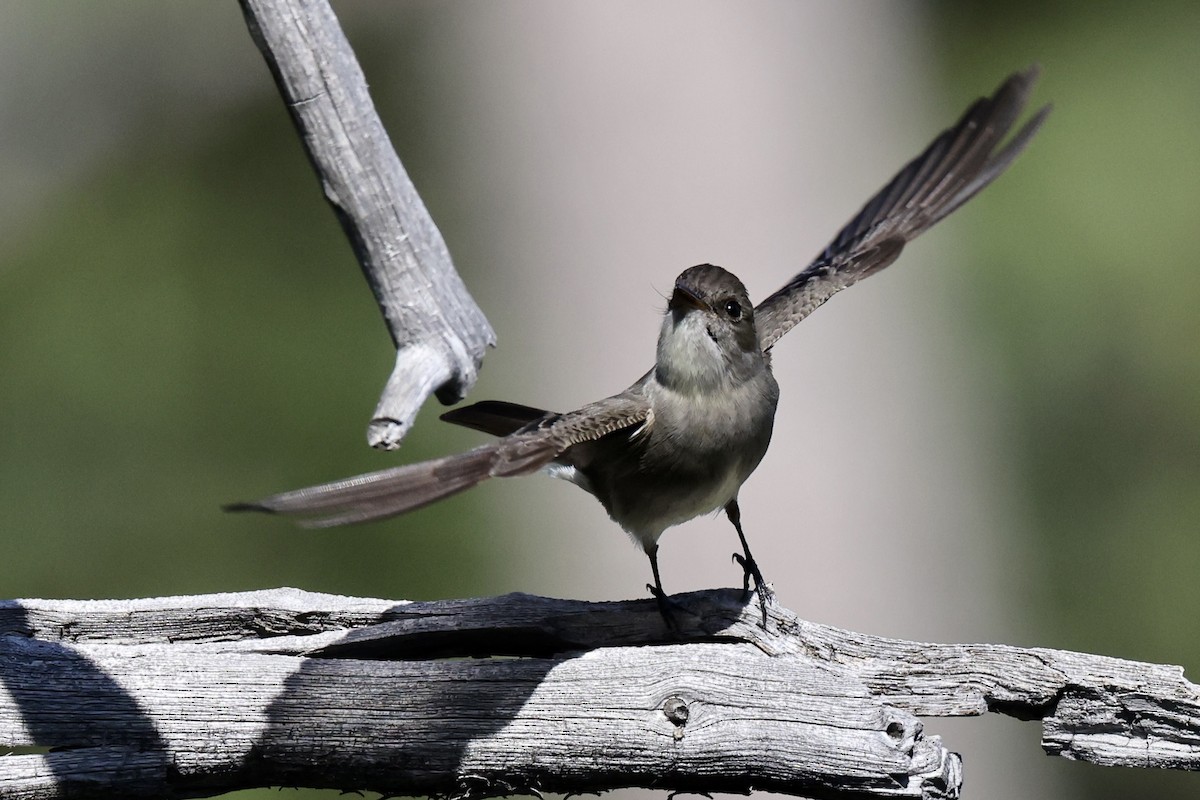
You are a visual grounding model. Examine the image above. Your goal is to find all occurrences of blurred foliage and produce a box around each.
[935,2,1200,798]
[0,81,499,604]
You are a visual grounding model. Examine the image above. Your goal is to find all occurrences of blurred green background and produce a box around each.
[1,2,1197,800]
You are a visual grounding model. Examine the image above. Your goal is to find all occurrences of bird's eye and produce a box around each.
[723,300,743,320]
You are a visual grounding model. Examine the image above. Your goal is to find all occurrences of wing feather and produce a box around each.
[226,391,650,527]
[754,66,1050,350]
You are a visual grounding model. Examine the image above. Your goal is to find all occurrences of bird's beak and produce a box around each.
[669,284,706,313]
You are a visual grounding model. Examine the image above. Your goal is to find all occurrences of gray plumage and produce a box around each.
[228,68,1050,623]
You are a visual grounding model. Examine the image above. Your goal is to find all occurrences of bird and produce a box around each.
[227,67,1050,628]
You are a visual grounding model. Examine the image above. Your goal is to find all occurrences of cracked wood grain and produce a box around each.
[2,589,1197,800]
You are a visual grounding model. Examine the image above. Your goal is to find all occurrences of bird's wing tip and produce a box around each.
[222,501,274,515]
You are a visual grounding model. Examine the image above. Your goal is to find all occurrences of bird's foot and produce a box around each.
[732,552,774,629]
[646,583,684,634]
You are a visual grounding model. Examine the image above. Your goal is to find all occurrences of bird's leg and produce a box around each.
[644,544,680,631]
[725,499,772,628]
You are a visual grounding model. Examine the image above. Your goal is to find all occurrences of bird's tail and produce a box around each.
[224,445,500,528]
[440,399,552,437]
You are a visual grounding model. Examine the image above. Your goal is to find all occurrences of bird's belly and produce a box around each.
[578,390,776,548]
[646,460,745,527]
[596,453,745,546]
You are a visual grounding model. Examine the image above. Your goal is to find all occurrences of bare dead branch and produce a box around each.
[238,0,496,449]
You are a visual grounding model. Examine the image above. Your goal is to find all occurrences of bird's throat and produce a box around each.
[655,314,735,394]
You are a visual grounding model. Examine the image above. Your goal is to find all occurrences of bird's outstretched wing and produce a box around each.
[754,66,1051,350]
[226,392,650,527]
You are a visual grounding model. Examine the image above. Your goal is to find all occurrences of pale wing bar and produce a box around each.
[754,66,1050,350]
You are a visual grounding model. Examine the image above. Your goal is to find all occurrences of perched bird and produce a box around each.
[228,68,1050,627]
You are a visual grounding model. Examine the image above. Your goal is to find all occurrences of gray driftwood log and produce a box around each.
[1,589,1197,800]
[239,0,496,449]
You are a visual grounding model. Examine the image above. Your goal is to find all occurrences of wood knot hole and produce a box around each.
[663,697,689,726]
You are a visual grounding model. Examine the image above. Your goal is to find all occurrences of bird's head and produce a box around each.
[656,263,765,392]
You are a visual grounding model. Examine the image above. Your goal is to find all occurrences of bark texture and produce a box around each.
[2,589,1197,799]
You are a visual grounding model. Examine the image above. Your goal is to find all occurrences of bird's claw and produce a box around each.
[731,552,751,594]
[732,552,774,629]
[646,583,683,633]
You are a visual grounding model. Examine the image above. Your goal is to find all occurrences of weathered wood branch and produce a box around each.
[1,589,1197,800]
[239,0,496,449]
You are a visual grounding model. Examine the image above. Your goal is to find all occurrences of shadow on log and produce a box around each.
[2,588,1197,799]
